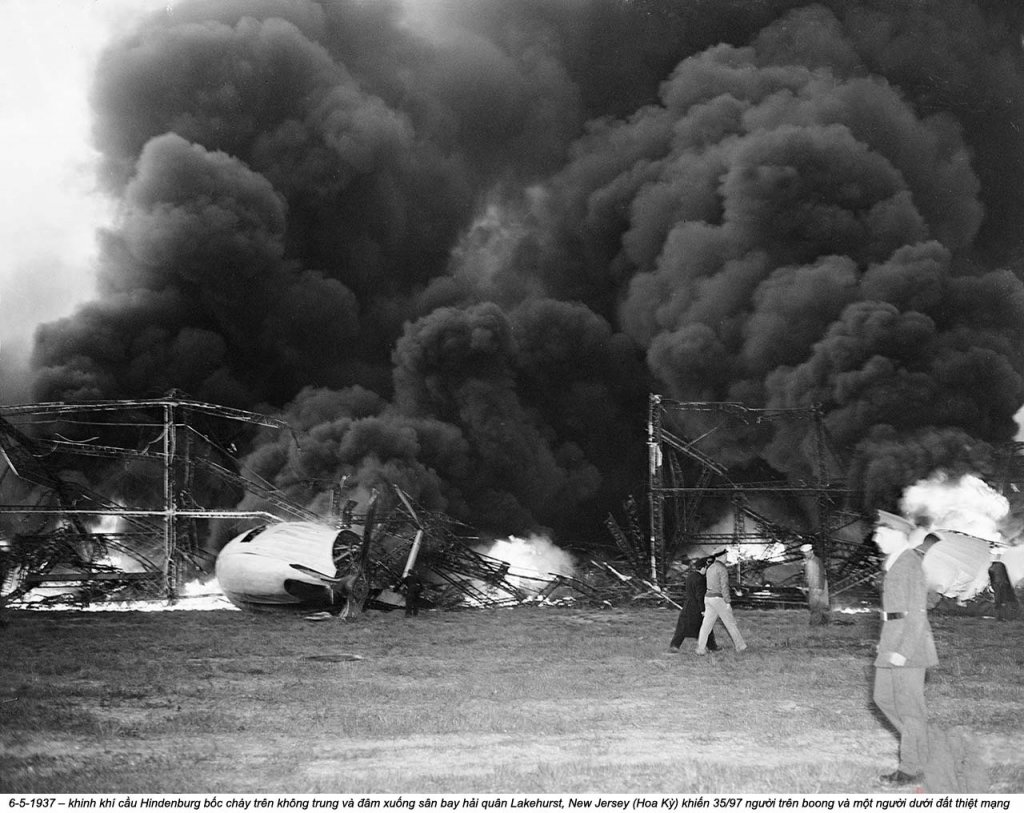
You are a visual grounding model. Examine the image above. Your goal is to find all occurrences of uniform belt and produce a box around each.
[881,611,906,620]
[706,592,723,598]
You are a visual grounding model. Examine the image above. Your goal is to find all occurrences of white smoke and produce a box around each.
[899,472,1008,540]
[896,472,1021,601]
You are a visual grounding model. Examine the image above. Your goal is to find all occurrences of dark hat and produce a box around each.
[876,509,914,535]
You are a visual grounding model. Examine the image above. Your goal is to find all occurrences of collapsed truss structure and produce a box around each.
[612,394,1024,603]
[0,397,582,610]
[364,495,533,609]
[613,394,879,595]
[0,396,308,604]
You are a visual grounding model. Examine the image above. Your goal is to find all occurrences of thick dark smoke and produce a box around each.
[25,0,1024,541]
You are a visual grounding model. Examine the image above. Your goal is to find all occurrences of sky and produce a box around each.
[0,0,166,399]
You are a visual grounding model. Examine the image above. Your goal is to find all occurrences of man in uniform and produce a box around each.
[872,509,939,786]
[801,543,831,626]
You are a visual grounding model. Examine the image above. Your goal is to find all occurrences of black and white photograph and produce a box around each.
[1,0,1023,796]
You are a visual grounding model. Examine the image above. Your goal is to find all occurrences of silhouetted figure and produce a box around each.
[989,556,1019,622]
[669,559,717,652]
[402,572,423,617]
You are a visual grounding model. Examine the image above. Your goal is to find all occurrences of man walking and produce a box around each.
[669,558,717,652]
[696,550,747,654]
[872,510,938,786]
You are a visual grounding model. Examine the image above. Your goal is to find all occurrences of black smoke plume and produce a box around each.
[25,0,1024,542]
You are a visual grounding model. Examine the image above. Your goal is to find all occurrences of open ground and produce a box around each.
[1,605,1022,794]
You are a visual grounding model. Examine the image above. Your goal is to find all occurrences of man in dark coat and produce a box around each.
[988,553,1019,621]
[669,558,717,652]
[872,510,939,787]
[401,571,424,617]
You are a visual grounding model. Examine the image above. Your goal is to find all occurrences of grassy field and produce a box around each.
[1,604,1021,794]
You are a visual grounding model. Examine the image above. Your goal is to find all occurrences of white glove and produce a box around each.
[888,652,907,667]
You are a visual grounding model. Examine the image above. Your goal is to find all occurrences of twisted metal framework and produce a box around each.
[643,394,875,590]
[0,396,299,604]
[0,398,560,610]
[367,493,531,609]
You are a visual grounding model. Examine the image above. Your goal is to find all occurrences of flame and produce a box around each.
[480,533,575,589]
[461,533,577,605]
[899,472,1008,540]
[16,576,236,612]
[686,513,787,564]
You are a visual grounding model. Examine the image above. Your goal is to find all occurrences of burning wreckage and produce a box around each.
[0,396,610,615]
[213,489,602,617]
[1,395,1021,617]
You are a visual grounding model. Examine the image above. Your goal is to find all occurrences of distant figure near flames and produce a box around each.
[696,550,747,655]
[401,571,424,618]
[988,552,1019,622]
[800,543,831,626]
[872,510,938,787]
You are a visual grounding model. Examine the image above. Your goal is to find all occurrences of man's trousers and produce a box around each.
[874,665,929,776]
[696,596,746,652]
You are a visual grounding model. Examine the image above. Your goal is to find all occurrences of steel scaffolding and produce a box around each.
[0,396,306,602]
[644,394,871,587]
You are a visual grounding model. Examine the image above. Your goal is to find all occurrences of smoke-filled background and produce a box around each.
[9,0,1024,545]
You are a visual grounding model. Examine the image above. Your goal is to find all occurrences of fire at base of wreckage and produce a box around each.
[2,396,1022,620]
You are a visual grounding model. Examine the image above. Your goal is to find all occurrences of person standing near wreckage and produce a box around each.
[989,551,1019,622]
[801,543,831,626]
[401,570,424,617]
[872,510,938,786]
[695,550,747,654]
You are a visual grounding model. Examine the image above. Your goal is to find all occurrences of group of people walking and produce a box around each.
[668,543,831,654]
[667,549,746,654]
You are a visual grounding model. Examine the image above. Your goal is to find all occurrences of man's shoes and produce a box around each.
[735,644,748,653]
[880,770,923,785]
[695,648,708,656]
[668,646,680,652]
